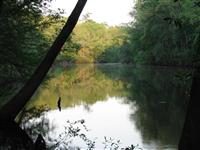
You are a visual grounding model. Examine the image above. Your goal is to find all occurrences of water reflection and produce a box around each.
[26,64,125,109]
[20,64,191,149]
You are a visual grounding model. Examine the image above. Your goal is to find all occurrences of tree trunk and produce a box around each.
[0,0,3,14]
[178,67,200,150]
[0,119,34,149]
[0,0,87,120]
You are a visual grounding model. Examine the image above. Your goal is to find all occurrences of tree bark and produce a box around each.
[0,0,87,120]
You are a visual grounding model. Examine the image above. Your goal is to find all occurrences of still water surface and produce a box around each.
[20,64,191,149]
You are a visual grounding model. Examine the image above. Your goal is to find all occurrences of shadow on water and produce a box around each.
[0,64,192,149]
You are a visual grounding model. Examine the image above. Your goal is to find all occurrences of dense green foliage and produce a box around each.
[0,1,43,101]
[0,0,66,100]
[0,0,50,84]
[48,0,200,66]
[127,0,200,65]
[44,18,128,63]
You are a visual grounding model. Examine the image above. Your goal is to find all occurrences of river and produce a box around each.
[19,64,192,149]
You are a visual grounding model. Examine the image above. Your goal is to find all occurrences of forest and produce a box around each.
[1,0,200,90]
[0,0,200,149]
[0,0,200,89]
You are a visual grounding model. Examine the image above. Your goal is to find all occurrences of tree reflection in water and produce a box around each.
[4,64,192,149]
[99,65,192,149]
[125,67,191,148]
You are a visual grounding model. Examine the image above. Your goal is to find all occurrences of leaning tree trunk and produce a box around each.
[0,0,87,120]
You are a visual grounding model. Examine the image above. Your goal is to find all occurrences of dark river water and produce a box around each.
[19,64,192,149]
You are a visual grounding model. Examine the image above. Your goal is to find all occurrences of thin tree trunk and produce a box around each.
[0,0,3,14]
[0,0,87,120]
